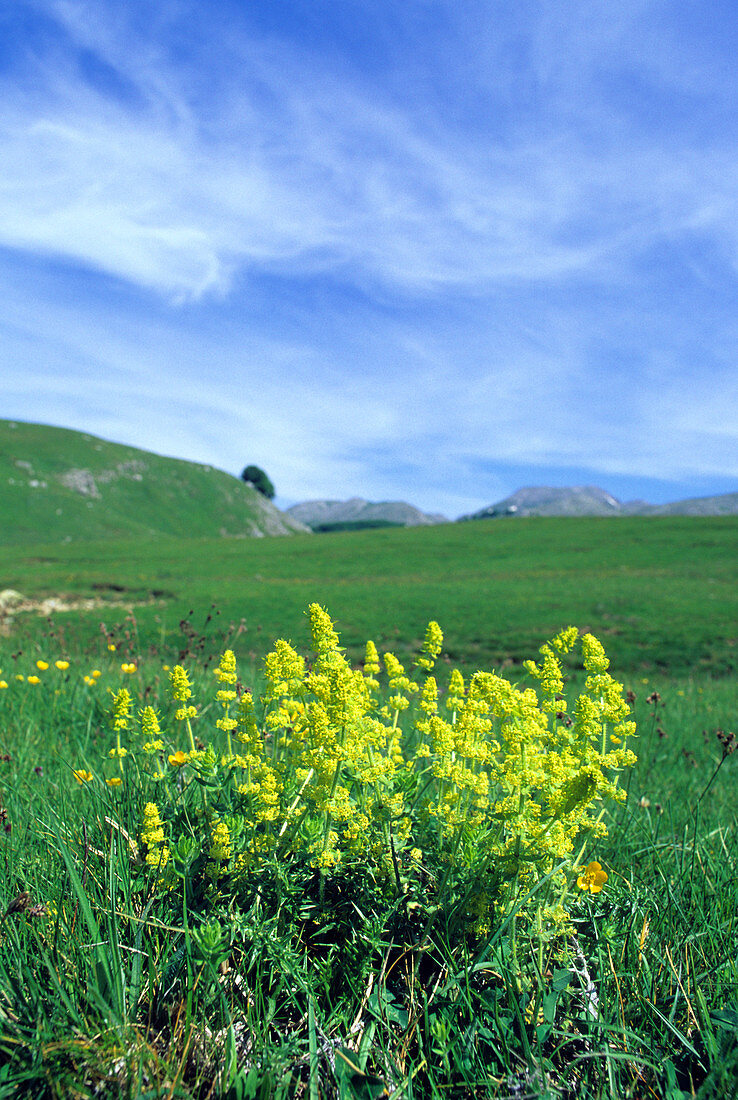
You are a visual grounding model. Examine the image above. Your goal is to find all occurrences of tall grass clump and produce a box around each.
[0,605,734,1098]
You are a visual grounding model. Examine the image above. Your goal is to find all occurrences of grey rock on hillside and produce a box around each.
[287,497,448,530]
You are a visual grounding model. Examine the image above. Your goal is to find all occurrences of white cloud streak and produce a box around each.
[3,0,738,302]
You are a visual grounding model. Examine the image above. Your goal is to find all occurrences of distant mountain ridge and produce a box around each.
[0,420,308,544]
[287,497,448,531]
[459,485,738,520]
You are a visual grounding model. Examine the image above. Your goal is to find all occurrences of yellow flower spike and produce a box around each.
[168,750,188,767]
[308,603,340,655]
[170,665,193,702]
[581,635,610,674]
[140,706,161,740]
[170,665,197,752]
[27,675,41,685]
[55,659,70,671]
[109,747,128,759]
[416,621,443,671]
[206,818,232,879]
[73,769,93,784]
[364,640,380,677]
[36,660,49,671]
[214,650,237,685]
[141,802,169,871]
[577,861,608,893]
[111,689,132,732]
[214,651,239,754]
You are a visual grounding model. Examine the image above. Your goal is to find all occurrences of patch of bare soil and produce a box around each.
[0,588,161,634]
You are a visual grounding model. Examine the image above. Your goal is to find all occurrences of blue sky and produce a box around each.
[2,0,738,518]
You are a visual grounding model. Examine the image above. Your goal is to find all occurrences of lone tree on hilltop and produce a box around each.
[240,464,275,500]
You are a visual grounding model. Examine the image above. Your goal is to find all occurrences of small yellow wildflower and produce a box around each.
[121,662,136,674]
[55,659,70,670]
[15,674,24,682]
[0,681,7,690]
[577,861,608,893]
[27,675,41,685]
[106,777,123,787]
[168,750,188,767]
[108,747,128,759]
[73,769,94,784]
[36,660,49,671]
[108,643,117,652]
[91,670,102,679]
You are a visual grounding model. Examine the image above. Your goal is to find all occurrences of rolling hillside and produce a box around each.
[0,420,308,544]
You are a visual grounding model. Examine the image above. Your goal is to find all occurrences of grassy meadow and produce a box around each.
[2,515,737,675]
[0,516,736,1099]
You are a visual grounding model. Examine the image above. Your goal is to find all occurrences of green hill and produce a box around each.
[0,420,307,544]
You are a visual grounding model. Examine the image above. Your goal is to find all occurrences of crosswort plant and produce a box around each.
[86,605,636,952]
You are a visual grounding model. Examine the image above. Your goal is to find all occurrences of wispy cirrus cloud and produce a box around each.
[4,0,738,302]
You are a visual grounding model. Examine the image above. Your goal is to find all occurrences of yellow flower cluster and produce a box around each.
[141,802,169,870]
[118,605,635,931]
[214,650,238,749]
[205,818,232,880]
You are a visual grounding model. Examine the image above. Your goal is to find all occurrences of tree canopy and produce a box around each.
[240,465,275,500]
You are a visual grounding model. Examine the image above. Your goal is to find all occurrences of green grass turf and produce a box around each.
[0,513,736,1099]
[1,515,736,678]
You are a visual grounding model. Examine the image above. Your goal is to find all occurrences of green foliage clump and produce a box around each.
[240,463,275,499]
